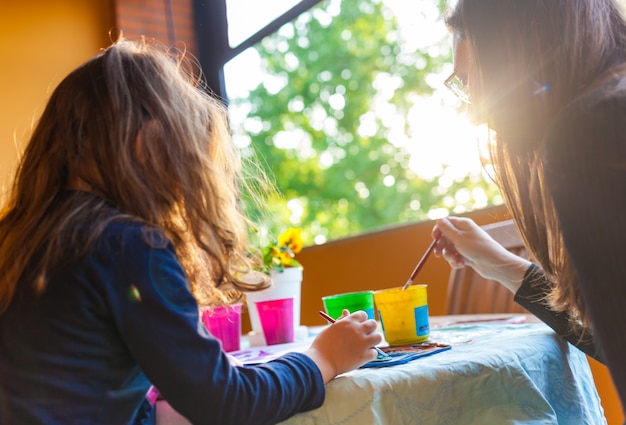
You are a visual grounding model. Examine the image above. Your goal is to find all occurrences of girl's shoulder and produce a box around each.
[94,219,172,257]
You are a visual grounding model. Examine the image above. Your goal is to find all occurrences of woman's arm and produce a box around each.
[434,217,601,359]
[514,264,600,360]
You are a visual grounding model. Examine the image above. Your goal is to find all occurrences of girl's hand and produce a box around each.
[303,310,381,383]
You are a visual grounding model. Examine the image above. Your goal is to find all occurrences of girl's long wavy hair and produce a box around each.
[0,38,271,314]
[446,0,626,334]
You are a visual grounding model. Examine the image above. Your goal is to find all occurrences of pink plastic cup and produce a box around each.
[256,298,294,345]
[201,303,242,352]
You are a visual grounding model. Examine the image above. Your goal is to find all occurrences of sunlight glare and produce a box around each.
[287,198,304,224]
[225,0,486,194]
[405,92,482,181]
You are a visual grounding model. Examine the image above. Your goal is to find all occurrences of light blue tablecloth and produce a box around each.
[279,322,606,425]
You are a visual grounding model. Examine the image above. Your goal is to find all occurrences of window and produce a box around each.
[226,0,303,47]
[222,0,502,245]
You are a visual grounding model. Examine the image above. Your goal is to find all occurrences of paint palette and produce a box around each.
[360,342,451,368]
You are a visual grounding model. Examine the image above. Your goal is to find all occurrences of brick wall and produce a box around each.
[113,0,196,55]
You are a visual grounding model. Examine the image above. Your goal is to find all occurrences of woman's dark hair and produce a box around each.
[447,0,626,332]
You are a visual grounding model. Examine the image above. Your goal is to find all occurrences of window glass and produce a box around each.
[226,0,302,47]
[225,0,502,246]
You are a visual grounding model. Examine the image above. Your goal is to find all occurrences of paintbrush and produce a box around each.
[402,236,440,290]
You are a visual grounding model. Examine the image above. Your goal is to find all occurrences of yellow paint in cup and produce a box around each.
[373,285,429,346]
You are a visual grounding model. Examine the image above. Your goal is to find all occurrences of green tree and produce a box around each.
[230,0,501,245]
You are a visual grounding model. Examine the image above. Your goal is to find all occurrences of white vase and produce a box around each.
[245,267,303,346]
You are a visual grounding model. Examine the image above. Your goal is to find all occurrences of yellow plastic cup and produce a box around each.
[373,285,429,346]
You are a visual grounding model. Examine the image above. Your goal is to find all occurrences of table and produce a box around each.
[277,314,606,425]
[156,314,606,425]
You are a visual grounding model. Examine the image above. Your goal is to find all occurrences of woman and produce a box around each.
[0,39,382,425]
[434,0,626,417]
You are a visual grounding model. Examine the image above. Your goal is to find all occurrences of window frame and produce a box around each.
[193,0,323,101]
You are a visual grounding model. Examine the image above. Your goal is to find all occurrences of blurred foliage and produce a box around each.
[230,0,501,246]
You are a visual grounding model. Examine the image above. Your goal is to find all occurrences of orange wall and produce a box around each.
[295,204,512,326]
[0,0,114,190]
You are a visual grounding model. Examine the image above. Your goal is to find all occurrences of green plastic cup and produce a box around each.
[322,290,375,320]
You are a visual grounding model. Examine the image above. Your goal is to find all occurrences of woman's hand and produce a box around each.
[433,217,532,293]
[303,310,381,383]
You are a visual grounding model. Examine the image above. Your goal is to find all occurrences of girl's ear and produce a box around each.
[134,119,160,165]
[134,129,145,164]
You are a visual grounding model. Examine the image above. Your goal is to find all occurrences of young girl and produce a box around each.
[434,0,626,418]
[0,38,381,425]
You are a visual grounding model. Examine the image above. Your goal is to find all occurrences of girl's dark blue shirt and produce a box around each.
[0,220,324,425]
